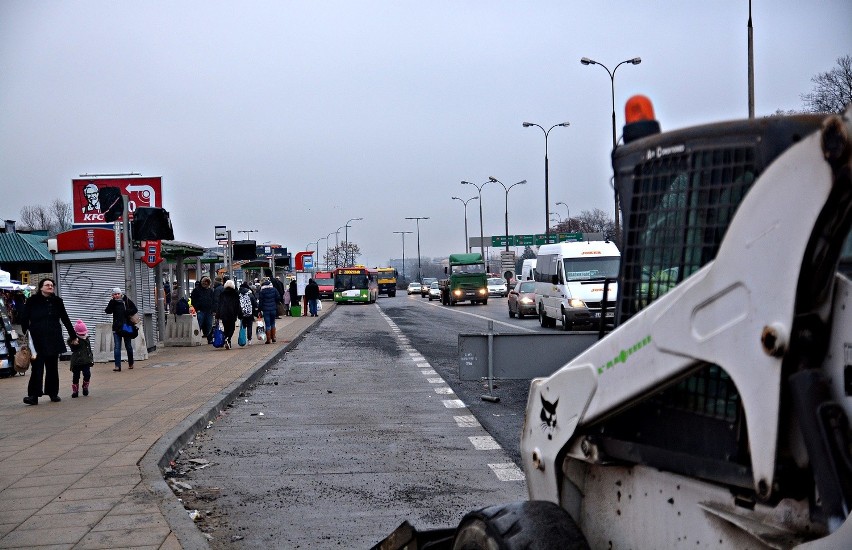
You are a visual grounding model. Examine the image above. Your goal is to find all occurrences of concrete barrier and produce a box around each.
[163,314,205,347]
[94,323,150,363]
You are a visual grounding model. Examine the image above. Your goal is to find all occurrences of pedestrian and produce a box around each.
[215,279,240,350]
[190,276,215,343]
[164,280,172,313]
[288,279,299,316]
[68,319,93,398]
[105,287,138,371]
[258,277,282,344]
[283,285,291,316]
[238,281,258,345]
[305,278,320,317]
[212,275,226,316]
[20,278,77,405]
[264,270,286,318]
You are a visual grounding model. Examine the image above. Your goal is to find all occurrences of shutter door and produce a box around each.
[57,260,126,344]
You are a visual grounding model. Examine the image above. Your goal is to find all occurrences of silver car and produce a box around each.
[486,277,508,297]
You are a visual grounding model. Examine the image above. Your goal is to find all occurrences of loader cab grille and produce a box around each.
[596,115,827,489]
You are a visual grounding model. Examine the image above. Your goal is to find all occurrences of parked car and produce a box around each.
[508,280,536,318]
[487,277,508,297]
[407,282,421,295]
[427,281,441,301]
[420,277,437,297]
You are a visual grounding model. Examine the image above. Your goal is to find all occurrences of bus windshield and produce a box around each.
[335,273,368,290]
[563,257,620,281]
[314,276,333,286]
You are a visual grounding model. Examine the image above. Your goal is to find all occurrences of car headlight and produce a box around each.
[568,298,586,308]
[520,297,533,304]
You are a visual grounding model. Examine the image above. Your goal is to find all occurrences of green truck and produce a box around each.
[438,253,488,305]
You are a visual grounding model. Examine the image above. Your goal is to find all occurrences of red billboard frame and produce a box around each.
[72,176,162,225]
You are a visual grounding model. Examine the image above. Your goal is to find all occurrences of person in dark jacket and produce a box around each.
[288,279,299,316]
[68,319,94,398]
[212,276,226,317]
[20,278,77,405]
[215,280,241,349]
[238,281,258,345]
[264,269,286,318]
[190,276,215,343]
[258,277,282,344]
[305,278,320,317]
[105,287,138,371]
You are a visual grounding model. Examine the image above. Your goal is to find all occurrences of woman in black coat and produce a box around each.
[215,280,241,349]
[105,287,138,371]
[20,278,77,405]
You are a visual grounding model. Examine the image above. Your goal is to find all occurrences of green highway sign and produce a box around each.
[490,232,585,247]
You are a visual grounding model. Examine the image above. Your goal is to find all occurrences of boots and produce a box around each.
[82,381,90,396]
[71,384,79,398]
[270,327,277,343]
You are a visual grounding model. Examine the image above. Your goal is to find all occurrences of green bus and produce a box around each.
[333,266,379,303]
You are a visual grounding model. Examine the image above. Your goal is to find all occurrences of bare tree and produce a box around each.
[801,54,852,114]
[18,199,73,235]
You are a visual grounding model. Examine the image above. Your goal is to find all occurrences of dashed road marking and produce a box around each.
[434,387,455,395]
[489,463,526,481]
[469,435,501,450]
[442,399,466,409]
[420,369,437,375]
[427,377,444,384]
[454,415,480,428]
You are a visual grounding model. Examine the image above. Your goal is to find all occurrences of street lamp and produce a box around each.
[461,180,489,266]
[344,217,363,266]
[522,121,570,237]
[488,177,526,252]
[404,216,429,282]
[580,55,641,240]
[324,232,334,270]
[451,196,479,253]
[335,226,345,268]
[556,201,570,218]
[318,236,329,270]
[392,230,413,282]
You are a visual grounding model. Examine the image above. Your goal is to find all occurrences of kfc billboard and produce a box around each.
[72,176,162,226]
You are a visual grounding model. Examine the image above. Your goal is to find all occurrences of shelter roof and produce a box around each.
[0,233,52,263]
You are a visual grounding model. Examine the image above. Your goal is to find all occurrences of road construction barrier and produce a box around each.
[163,314,205,347]
[93,323,149,363]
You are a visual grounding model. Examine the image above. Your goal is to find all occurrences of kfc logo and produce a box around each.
[72,177,162,226]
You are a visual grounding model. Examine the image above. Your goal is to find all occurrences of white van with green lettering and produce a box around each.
[534,240,620,330]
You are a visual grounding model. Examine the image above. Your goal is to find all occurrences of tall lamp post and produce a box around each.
[404,216,429,282]
[451,196,478,253]
[335,226,345,268]
[488,177,526,251]
[392,230,413,282]
[344,217,363,266]
[324,232,334,270]
[556,201,570,230]
[317,236,329,270]
[522,121,570,238]
[461,180,489,267]
[580,55,641,242]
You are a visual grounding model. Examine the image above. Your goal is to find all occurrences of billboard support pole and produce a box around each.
[122,194,136,304]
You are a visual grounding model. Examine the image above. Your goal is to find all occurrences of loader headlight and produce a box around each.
[568,298,586,308]
[479,288,487,295]
[453,289,462,297]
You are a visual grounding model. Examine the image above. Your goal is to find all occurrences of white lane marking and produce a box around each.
[420,369,437,375]
[420,300,538,333]
[454,415,480,428]
[415,361,430,368]
[427,377,444,384]
[489,463,526,481]
[469,435,501,450]
[442,399,466,409]
[294,361,340,365]
[435,387,455,395]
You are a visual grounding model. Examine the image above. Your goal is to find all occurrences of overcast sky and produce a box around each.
[2,1,850,268]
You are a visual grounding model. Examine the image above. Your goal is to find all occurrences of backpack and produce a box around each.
[175,297,190,315]
[239,291,253,317]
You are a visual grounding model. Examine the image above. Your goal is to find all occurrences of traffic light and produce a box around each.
[131,207,175,240]
[98,187,124,222]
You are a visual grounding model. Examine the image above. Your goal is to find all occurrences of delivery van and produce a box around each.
[520,258,536,281]
[534,241,620,330]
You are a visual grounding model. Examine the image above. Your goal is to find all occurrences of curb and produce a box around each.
[139,312,329,549]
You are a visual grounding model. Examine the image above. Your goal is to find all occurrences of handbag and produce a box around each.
[14,333,31,373]
[212,322,225,348]
[121,322,139,339]
[128,313,141,325]
[238,324,247,347]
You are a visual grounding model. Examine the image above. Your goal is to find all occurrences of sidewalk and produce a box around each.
[0,306,332,549]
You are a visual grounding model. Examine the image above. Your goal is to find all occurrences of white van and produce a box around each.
[534,241,620,330]
[520,259,537,281]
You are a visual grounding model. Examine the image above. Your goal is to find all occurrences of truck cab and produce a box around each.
[438,253,488,305]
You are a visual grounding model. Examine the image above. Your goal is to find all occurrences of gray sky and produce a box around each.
[2,1,850,268]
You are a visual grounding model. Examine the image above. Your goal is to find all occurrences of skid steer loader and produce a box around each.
[377,100,852,549]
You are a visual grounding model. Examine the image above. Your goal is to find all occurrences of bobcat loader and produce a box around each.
[377,101,852,549]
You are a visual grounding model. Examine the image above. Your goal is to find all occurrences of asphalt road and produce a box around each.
[171,294,536,548]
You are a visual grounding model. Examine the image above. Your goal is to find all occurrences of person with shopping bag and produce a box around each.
[215,280,241,350]
[305,278,320,317]
[105,287,138,371]
[20,278,77,405]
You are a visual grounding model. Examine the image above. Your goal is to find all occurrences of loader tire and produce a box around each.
[452,500,588,550]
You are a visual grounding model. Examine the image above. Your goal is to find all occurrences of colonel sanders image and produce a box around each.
[82,183,100,214]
